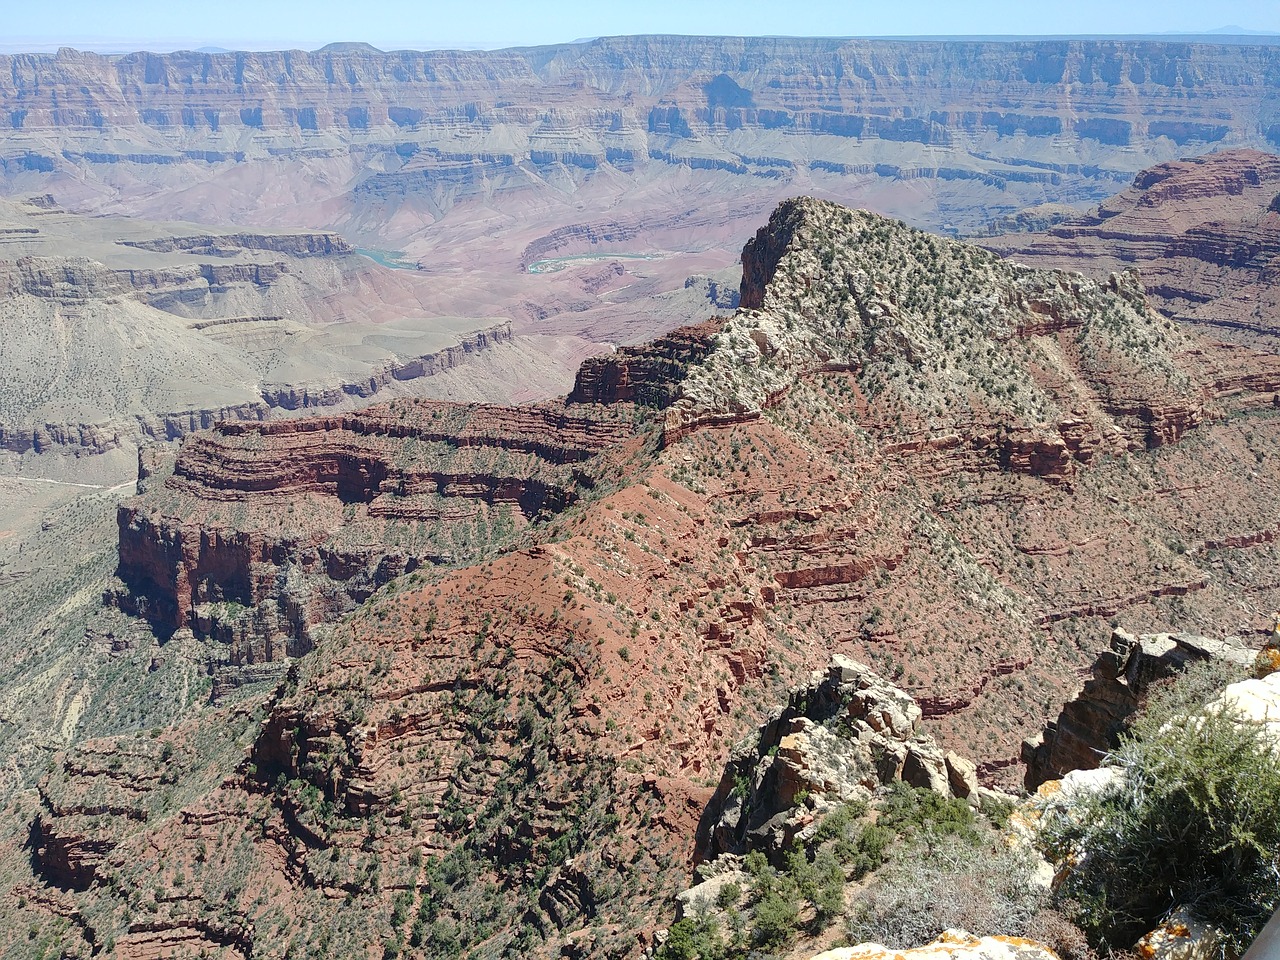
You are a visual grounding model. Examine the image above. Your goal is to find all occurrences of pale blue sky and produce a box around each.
[3,0,1278,53]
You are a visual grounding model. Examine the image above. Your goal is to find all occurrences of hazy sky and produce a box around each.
[5,0,1279,52]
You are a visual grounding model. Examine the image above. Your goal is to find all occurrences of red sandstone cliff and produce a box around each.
[987,149,1280,344]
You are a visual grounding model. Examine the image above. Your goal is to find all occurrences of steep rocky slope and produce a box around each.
[9,197,1280,958]
[986,149,1280,344]
[1021,628,1255,788]
[112,400,645,687]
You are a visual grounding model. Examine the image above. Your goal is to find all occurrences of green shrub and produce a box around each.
[714,882,742,911]
[659,916,725,960]
[837,822,893,879]
[1043,686,1280,955]
[878,781,977,842]
[811,848,846,924]
[752,888,801,948]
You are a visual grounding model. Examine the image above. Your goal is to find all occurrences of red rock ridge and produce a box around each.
[112,398,643,667]
[567,317,726,407]
[987,149,1280,344]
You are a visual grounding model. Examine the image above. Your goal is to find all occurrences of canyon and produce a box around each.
[5,37,1280,246]
[6,38,1280,481]
[4,193,1280,958]
[0,194,607,484]
[3,33,1280,959]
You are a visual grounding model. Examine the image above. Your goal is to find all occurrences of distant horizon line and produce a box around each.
[2,29,1280,57]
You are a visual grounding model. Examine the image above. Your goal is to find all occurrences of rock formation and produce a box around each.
[567,318,726,407]
[810,930,1059,960]
[1022,629,1255,788]
[112,398,642,682]
[697,655,979,862]
[987,149,1280,345]
[1210,670,1280,745]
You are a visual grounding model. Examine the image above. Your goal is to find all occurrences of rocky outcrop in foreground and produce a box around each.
[697,655,982,862]
[1022,628,1254,789]
[811,930,1058,960]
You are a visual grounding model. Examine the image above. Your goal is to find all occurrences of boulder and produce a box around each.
[696,655,978,862]
[1135,909,1227,960]
[945,751,980,799]
[1209,671,1280,745]
[810,929,1059,960]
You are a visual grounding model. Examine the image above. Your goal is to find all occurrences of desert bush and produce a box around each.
[1042,673,1280,956]
[752,888,801,949]
[660,915,726,960]
[876,780,979,844]
[1022,906,1102,960]
[845,834,1045,949]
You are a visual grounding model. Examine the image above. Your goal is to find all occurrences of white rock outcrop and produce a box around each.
[810,929,1059,960]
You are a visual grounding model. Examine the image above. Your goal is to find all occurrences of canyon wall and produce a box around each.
[4,38,1280,235]
[988,149,1280,344]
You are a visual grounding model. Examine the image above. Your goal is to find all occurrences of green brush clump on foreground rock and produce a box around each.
[1042,663,1280,955]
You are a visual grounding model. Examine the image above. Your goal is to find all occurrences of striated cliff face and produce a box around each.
[113,399,643,677]
[567,317,725,407]
[4,40,1279,199]
[987,149,1280,344]
[4,38,1280,295]
[21,195,1280,958]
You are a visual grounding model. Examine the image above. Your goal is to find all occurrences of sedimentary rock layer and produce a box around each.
[5,38,1280,239]
[988,149,1280,343]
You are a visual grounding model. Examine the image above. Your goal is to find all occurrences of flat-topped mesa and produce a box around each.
[118,231,351,257]
[0,256,130,300]
[669,197,1208,464]
[112,397,643,666]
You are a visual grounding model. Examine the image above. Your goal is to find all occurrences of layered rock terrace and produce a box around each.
[988,149,1280,344]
